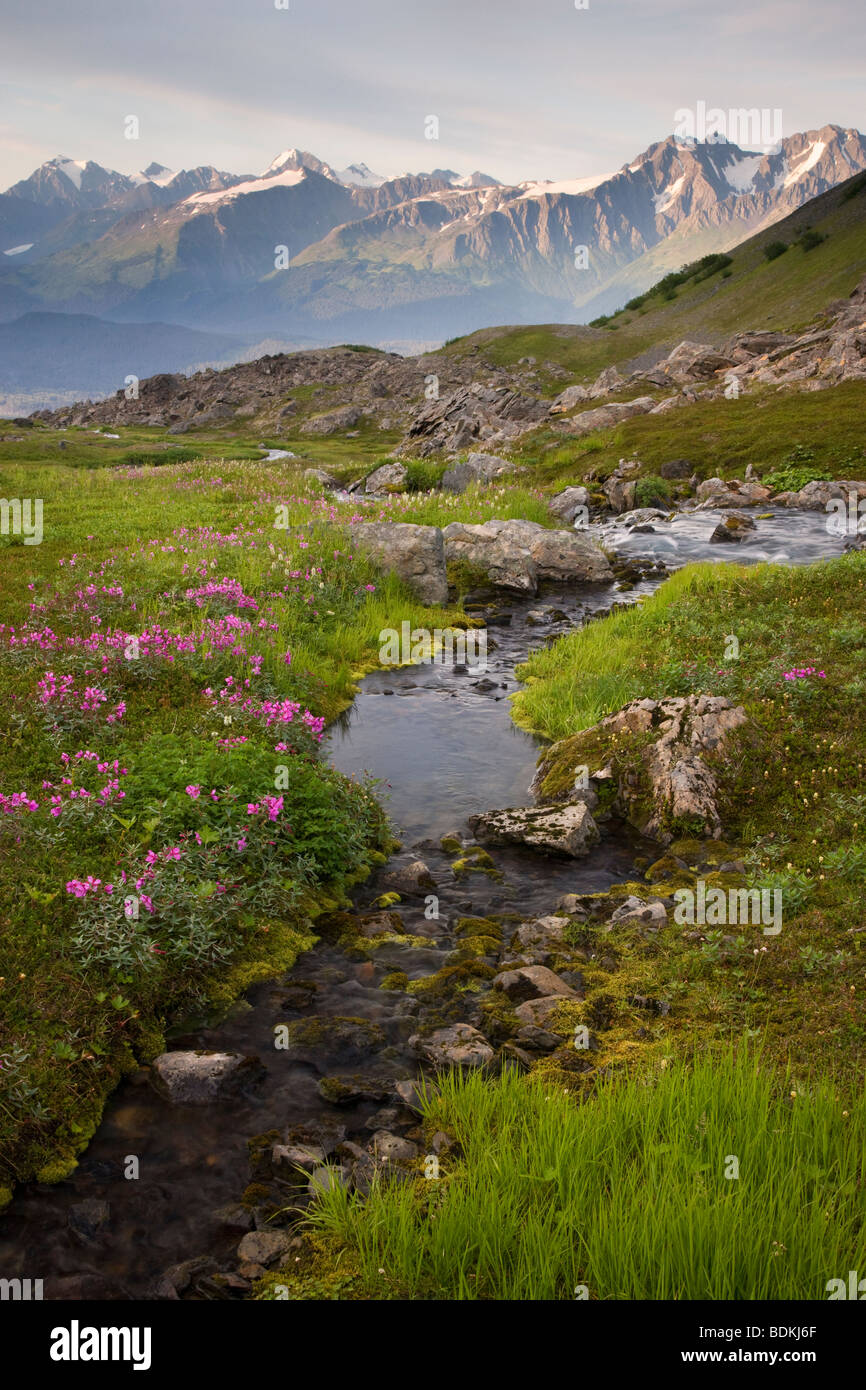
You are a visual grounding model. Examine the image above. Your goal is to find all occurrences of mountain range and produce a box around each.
[1,124,864,408]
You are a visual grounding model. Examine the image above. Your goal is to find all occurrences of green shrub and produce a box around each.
[798,229,826,253]
[634,474,674,508]
[404,459,447,492]
[763,241,788,261]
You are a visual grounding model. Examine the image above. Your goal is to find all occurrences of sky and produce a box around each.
[0,0,864,190]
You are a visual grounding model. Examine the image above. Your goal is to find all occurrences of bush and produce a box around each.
[404,459,447,492]
[634,474,674,509]
[763,241,788,261]
[798,229,826,253]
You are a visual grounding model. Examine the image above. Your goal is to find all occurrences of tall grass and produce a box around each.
[306,1052,866,1300]
[512,563,740,738]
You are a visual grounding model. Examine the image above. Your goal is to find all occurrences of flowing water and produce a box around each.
[0,509,848,1298]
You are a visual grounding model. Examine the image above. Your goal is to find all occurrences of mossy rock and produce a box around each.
[407,959,497,1000]
[284,1015,386,1055]
[380,971,409,991]
[440,834,462,854]
[454,915,503,942]
[241,1181,274,1210]
[668,838,743,869]
[451,846,499,878]
[449,935,501,959]
[375,891,402,908]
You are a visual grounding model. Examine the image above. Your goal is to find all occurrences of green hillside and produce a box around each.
[445,170,866,387]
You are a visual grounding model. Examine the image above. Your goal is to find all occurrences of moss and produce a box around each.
[407,960,497,1000]
[451,847,499,878]
[34,1155,79,1184]
[440,835,462,854]
[254,1234,370,1301]
[241,1182,273,1210]
[380,971,409,991]
[375,892,402,908]
[454,915,503,942]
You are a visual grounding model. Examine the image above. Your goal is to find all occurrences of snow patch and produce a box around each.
[337,162,385,187]
[783,140,826,187]
[518,173,612,199]
[724,154,764,192]
[185,168,307,205]
[4,243,34,256]
[653,174,686,215]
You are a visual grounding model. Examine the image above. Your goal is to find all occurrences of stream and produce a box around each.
[0,508,849,1299]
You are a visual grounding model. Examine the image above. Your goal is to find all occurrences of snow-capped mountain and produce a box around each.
[1,124,864,350]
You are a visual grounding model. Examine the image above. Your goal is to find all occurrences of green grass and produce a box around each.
[282,1054,866,1300]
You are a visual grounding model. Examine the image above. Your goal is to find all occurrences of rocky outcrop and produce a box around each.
[554,396,657,438]
[442,518,612,593]
[602,458,641,513]
[299,405,363,435]
[694,477,772,509]
[402,382,548,456]
[467,802,600,857]
[351,521,448,605]
[441,451,514,492]
[532,695,748,844]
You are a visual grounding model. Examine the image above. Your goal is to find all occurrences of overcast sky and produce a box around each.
[1,0,864,189]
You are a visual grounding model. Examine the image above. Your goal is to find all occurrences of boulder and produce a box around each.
[467,802,600,858]
[351,521,448,606]
[409,1023,494,1070]
[549,384,591,414]
[709,513,756,543]
[381,860,436,895]
[694,478,771,509]
[441,451,513,492]
[548,486,590,524]
[365,461,408,494]
[300,405,363,436]
[303,467,337,490]
[493,965,578,1003]
[557,396,656,438]
[442,518,612,594]
[150,1051,263,1105]
[608,896,668,927]
[236,1230,296,1267]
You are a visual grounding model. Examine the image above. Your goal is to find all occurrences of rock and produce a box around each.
[442,518,611,594]
[555,894,589,916]
[302,467,337,490]
[68,1199,110,1242]
[493,965,579,1003]
[381,860,435,895]
[694,477,771,509]
[511,916,571,953]
[589,365,627,397]
[282,1016,386,1065]
[608,896,668,927]
[365,461,408,494]
[402,382,548,455]
[271,1143,327,1176]
[308,1165,352,1196]
[392,1077,433,1111]
[300,405,363,436]
[516,1024,562,1052]
[409,1023,494,1070]
[549,384,591,413]
[557,396,656,439]
[318,1074,393,1105]
[602,458,641,512]
[150,1051,263,1105]
[213,1204,255,1233]
[237,1230,296,1267]
[358,910,403,938]
[548,486,590,524]
[709,512,756,543]
[351,521,448,606]
[513,996,568,1027]
[441,451,513,492]
[155,1256,219,1300]
[615,507,671,528]
[467,802,600,858]
[368,1131,419,1161]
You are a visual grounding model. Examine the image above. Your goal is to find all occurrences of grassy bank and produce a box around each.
[2,452,511,1195]
[262,1056,865,1300]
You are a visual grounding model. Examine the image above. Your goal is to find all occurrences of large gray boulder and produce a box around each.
[409,1024,494,1070]
[467,802,600,858]
[442,518,612,594]
[548,486,590,524]
[365,461,408,494]
[556,396,656,438]
[150,1051,263,1104]
[441,451,513,492]
[351,521,448,606]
